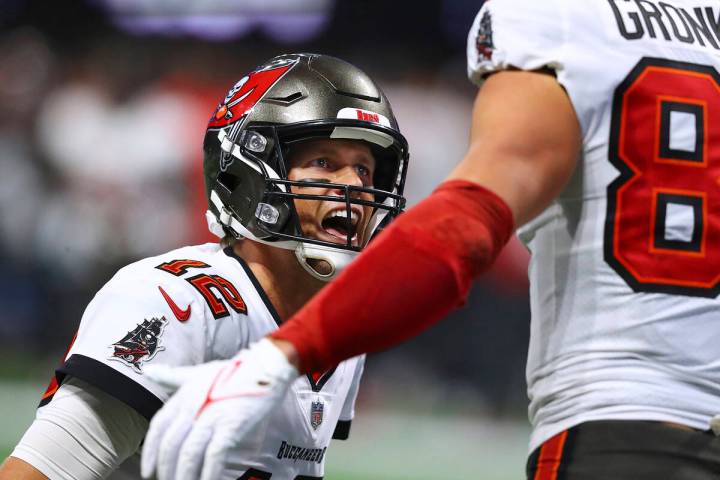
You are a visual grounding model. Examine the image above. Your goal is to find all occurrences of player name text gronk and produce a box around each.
[276,441,327,464]
[608,0,720,47]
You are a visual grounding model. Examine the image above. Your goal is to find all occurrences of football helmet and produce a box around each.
[203,53,409,280]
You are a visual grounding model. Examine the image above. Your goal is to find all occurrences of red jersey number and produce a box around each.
[156,260,247,319]
[605,58,720,297]
[187,274,248,319]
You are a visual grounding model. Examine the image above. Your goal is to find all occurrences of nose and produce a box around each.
[331,166,365,191]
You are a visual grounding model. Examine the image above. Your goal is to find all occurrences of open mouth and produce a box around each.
[320,208,361,245]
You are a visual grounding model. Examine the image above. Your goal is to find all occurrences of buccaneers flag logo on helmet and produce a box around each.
[208,61,296,129]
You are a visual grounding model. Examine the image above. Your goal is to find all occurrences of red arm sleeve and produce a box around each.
[272,179,515,373]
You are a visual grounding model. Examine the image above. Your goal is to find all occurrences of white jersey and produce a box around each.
[468,0,720,451]
[38,243,364,479]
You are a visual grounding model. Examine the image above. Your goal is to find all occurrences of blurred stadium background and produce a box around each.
[0,1,532,478]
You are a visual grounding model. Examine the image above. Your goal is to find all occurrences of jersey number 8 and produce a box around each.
[606,57,720,297]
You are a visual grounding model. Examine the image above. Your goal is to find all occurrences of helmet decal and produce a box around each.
[208,60,296,129]
[336,107,391,127]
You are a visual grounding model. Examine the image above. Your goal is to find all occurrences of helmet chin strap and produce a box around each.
[294,243,358,282]
[206,210,228,239]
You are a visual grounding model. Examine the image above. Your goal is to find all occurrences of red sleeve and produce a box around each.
[272,179,515,373]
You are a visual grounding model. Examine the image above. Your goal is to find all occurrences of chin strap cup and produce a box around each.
[295,243,358,282]
[206,210,227,239]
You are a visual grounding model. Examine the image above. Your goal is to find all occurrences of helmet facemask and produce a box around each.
[210,122,407,280]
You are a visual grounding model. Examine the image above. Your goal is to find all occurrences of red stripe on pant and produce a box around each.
[533,431,568,480]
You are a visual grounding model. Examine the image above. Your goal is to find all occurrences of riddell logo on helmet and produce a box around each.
[337,107,391,127]
[356,110,379,123]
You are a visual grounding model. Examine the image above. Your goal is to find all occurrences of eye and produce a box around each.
[356,164,371,178]
[310,158,330,169]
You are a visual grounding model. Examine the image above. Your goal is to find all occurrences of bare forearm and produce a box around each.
[0,457,48,480]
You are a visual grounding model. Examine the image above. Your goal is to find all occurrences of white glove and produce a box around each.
[140,338,299,480]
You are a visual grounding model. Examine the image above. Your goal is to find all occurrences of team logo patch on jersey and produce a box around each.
[310,400,324,430]
[108,317,167,373]
[475,10,494,61]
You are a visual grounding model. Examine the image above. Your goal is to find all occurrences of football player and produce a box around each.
[0,53,409,480]
[139,1,720,479]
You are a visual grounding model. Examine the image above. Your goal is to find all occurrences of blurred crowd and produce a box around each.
[0,0,531,416]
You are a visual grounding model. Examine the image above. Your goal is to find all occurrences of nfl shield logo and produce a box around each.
[310,401,324,430]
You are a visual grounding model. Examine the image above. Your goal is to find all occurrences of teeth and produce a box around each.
[328,210,359,224]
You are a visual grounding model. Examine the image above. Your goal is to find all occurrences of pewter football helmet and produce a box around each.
[203,53,409,280]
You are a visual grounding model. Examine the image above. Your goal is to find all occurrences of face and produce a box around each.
[286,138,377,249]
